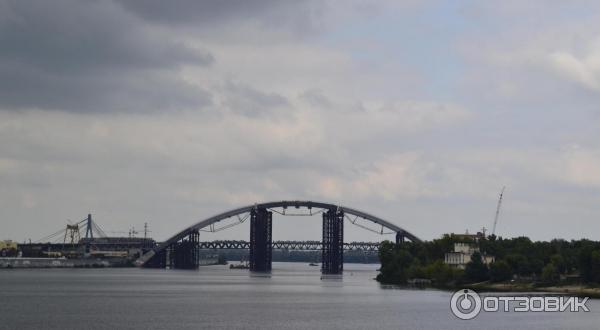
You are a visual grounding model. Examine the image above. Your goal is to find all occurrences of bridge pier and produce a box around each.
[144,249,167,268]
[249,207,272,272]
[395,231,406,245]
[144,230,200,269]
[322,208,344,274]
[169,229,200,269]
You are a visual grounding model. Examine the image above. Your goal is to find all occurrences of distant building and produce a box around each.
[444,242,494,269]
[450,229,486,242]
[0,240,17,250]
[0,240,18,257]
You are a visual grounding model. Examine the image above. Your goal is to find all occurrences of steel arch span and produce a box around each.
[136,200,421,267]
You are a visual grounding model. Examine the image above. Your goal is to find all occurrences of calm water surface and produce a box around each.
[0,262,598,329]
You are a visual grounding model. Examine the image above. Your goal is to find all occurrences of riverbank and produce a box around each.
[381,280,600,299]
[0,257,130,268]
[463,282,600,299]
[1,256,227,269]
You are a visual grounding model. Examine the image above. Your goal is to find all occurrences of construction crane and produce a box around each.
[64,224,81,244]
[35,214,106,244]
[491,186,506,236]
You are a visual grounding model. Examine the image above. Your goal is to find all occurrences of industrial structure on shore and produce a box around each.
[9,214,157,267]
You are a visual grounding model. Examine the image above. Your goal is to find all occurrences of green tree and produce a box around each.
[550,254,566,274]
[541,263,560,284]
[464,252,489,283]
[577,244,600,283]
[423,260,454,285]
[406,259,425,279]
[591,250,600,283]
[505,254,531,276]
[376,243,414,284]
[378,241,396,266]
[489,260,512,282]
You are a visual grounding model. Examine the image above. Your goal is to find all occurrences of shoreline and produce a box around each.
[465,282,600,299]
[378,280,600,299]
[401,282,600,299]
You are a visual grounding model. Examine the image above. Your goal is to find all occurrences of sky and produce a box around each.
[2,0,600,243]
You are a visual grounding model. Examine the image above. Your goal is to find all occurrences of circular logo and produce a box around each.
[450,289,482,320]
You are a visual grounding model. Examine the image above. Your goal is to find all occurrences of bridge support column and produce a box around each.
[163,230,200,269]
[322,208,344,274]
[143,249,167,268]
[395,231,405,245]
[249,207,272,272]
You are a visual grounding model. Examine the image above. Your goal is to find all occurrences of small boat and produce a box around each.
[230,258,250,269]
[308,262,319,267]
[230,263,249,269]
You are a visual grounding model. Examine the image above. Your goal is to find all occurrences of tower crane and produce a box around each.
[491,186,505,236]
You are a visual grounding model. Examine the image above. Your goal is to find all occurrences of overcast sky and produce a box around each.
[2,0,600,243]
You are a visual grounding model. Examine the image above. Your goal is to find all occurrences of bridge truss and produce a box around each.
[198,240,381,252]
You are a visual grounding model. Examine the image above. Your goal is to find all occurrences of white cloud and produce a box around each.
[561,146,600,187]
[548,46,600,92]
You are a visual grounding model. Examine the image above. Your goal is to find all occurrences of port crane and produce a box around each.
[491,186,505,236]
[35,214,107,244]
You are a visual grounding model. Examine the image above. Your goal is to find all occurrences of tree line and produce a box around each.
[376,234,600,286]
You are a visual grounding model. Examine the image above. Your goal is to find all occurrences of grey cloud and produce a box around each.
[117,0,287,24]
[0,0,213,112]
[222,81,289,117]
[299,89,332,108]
[0,62,212,112]
[116,0,326,36]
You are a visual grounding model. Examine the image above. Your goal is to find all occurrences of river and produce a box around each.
[0,262,597,329]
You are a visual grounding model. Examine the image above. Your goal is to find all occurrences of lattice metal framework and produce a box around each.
[249,208,272,272]
[322,208,344,274]
[145,229,199,269]
[197,240,380,252]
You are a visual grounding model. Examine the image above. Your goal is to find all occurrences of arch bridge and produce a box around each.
[136,200,420,274]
